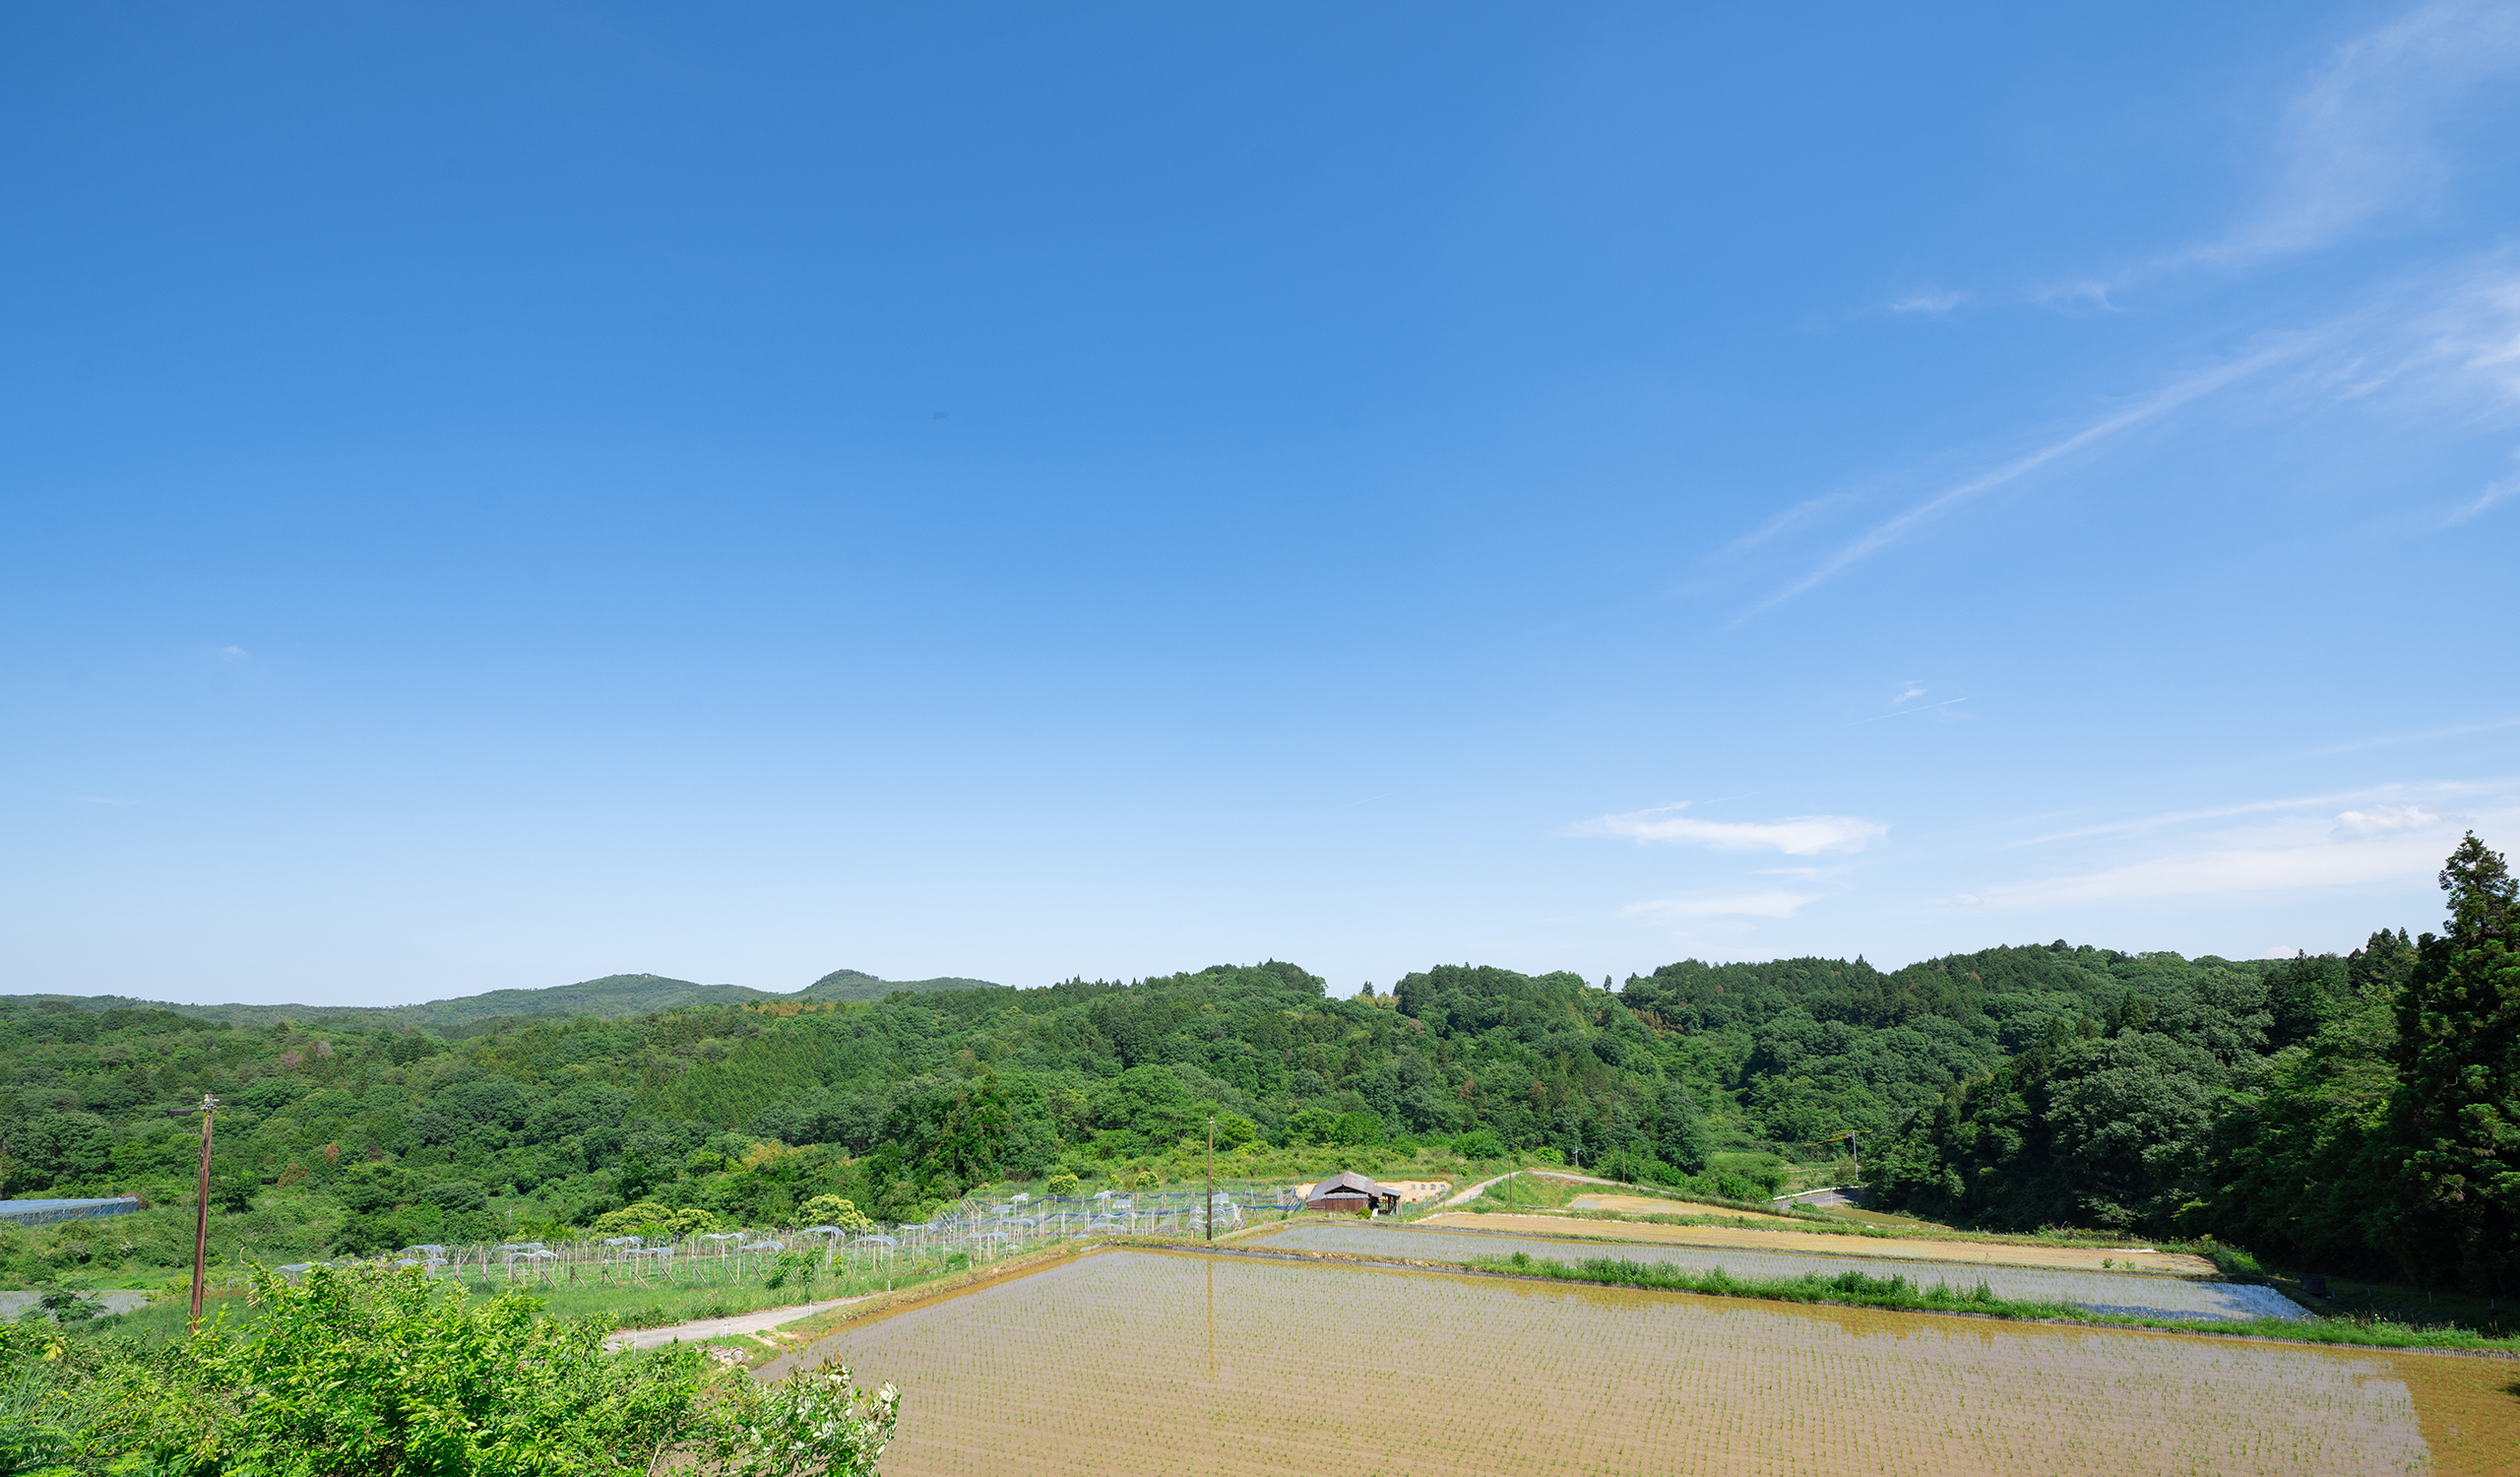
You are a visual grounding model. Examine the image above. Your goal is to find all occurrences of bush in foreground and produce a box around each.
[4,1264,896,1477]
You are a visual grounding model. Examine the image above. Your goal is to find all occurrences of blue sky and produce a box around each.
[7,2,2519,1005]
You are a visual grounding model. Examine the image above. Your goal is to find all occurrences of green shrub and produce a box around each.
[28,1263,897,1477]
[698,1362,899,1477]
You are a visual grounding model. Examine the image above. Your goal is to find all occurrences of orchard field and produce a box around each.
[783,1248,2516,1477]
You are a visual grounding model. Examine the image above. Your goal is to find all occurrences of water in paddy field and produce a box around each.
[792,1248,2513,1477]
[1257,1222,2305,1321]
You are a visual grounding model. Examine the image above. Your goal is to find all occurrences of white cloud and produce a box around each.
[2011,782,2500,848]
[1952,893,1982,907]
[2189,0,2520,268]
[1620,891,1820,922]
[1887,289,1966,316]
[1570,803,1887,856]
[2445,450,2520,523]
[2335,804,2439,835]
[1760,252,2520,624]
[1978,817,2464,908]
[1859,696,1970,724]
[220,645,247,659]
[1894,683,1927,704]
[2261,945,2307,959]
[1738,337,2312,618]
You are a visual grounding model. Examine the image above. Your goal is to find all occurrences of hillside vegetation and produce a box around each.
[0,834,2508,1298]
[2,968,998,1031]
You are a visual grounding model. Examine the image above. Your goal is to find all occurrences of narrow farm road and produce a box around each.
[603,1296,863,1352]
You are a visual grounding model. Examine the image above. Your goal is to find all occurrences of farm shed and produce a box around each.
[0,1197,140,1229]
[1303,1172,1400,1214]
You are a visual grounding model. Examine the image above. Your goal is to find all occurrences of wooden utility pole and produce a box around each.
[1205,1116,1216,1243]
[165,1093,218,1335]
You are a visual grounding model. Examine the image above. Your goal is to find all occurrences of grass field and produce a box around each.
[777,1247,2516,1477]
[60,1257,965,1348]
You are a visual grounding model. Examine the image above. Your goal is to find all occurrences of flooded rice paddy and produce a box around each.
[796,1248,2513,1476]
[1417,1211,2210,1273]
[1257,1222,2302,1321]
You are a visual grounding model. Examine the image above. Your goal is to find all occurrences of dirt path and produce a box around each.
[1414,1212,2211,1274]
[603,1297,863,1352]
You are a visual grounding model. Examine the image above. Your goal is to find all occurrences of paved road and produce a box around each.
[604,1297,862,1352]
[1774,1186,1868,1208]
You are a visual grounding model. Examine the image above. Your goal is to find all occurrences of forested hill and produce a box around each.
[0,946,2261,1239]
[1,837,2508,1296]
[2,968,1000,1031]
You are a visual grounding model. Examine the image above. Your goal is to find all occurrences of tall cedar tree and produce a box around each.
[2383,833,2520,1292]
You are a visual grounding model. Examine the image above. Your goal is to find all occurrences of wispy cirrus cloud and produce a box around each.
[1737,336,2313,619]
[2182,0,2520,270]
[1885,288,1967,316]
[1620,890,1819,922]
[1977,827,2454,907]
[1974,793,2520,909]
[1741,245,2520,621]
[2010,780,2502,848]
[1569,803,1886,856]
[1744,4,2520,617]
[2445,450,2520,523]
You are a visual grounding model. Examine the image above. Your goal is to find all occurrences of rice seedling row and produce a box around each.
[800,1249,2496,1477]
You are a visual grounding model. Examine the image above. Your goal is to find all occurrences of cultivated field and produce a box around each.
[1418,1211,2211,1273]
[1564,1194,1803,1222]
[788,1248,2513,1476]
[1259,1223,2299,1320]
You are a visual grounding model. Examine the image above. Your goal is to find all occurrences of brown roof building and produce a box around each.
[1302,1171,1401,1214]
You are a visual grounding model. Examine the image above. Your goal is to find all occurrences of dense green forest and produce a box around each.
[2,835,2509,1294]
[1870,832,2518,1295]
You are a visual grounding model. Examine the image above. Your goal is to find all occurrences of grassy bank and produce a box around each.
[54,1254,979,1350]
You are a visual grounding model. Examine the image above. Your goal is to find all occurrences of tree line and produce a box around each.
[0,834,2506,1293]
[1869,833,2517,1295]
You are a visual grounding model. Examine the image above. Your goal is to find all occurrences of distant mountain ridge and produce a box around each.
[2,968,999,1031]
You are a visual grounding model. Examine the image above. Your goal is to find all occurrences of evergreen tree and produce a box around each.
[2380,833,2520,1293]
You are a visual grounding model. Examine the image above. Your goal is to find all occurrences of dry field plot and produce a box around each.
[796,1249,2512,1477]
[1420,1211,2211,1273]
[1264,1223,2298,1320]
[1565,1194,1804,1223]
